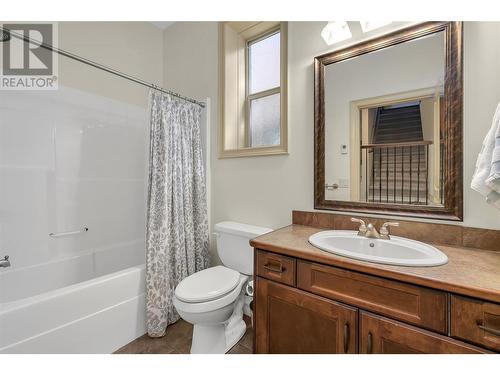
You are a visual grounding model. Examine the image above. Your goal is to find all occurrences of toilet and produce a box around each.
[173,221,273,354]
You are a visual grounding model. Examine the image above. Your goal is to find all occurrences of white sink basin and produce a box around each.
[309,230,448,267]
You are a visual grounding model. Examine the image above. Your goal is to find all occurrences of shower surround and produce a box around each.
[0,86,148,353]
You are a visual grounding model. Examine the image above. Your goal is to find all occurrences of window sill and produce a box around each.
[218,145,288,159]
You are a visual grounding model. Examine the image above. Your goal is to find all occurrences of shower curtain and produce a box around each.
[145,90,209,337]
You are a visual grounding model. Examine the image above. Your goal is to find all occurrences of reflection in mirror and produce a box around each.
[324,31,445,207]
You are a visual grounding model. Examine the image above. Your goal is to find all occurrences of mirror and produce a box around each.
[314,22,463,220]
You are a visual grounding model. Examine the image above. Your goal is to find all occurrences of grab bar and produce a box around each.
[49,227,89,238]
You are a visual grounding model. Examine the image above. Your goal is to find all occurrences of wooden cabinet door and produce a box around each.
[359,311,491,354]
[255,277,358,354]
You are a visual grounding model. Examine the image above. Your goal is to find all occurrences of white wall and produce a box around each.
[161,21,216,170]
[59,22,164,107]
[0,22,163,270]
[162,22,500,267]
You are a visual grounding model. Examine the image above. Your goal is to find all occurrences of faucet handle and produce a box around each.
[380,222,399,238]
[351,217,367,235]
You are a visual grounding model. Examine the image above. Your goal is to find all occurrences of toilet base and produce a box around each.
[175,274,251,354]
[190,318,246,354]
[190,323,226,354]
[190,285,248,354]
[224,286,248,352]
[225,318,246,352]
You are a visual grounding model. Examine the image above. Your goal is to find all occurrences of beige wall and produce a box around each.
[59,22,164,107]
[162,21,500,266]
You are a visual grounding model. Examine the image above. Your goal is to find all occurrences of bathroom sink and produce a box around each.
[308,230,448,267]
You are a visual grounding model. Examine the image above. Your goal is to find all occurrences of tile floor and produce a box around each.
[114,318,253,354]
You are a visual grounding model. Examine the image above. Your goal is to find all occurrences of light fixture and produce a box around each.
[321,21,352,45]
[360,21,393,33]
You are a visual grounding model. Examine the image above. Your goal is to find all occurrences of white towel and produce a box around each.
[486,105,500,192]
[471,102,500,209]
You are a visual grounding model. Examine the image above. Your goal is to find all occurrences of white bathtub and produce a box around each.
[0,242,146,353]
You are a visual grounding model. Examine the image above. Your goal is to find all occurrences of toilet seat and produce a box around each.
[174,272,249,314]
[175,266,241,303]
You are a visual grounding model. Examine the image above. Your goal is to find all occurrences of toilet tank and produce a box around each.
[214,221,273,275]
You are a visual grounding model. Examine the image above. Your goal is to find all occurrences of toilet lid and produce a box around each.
[175,266,241,303]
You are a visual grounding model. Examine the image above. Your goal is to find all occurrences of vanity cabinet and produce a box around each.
[254,249,496,354]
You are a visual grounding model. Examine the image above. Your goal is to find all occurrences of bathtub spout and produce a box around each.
[0,255,11,268]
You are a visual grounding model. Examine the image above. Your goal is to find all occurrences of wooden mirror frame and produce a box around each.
[314,21,463,221]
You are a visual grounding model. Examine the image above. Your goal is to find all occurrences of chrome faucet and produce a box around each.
[0,255,11,268]
[351,218,399,240]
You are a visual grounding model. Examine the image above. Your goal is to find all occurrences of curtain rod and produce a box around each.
[0,27,205,108]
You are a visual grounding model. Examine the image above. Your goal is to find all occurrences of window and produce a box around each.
[247,30,281,147]
[220,22,287,158]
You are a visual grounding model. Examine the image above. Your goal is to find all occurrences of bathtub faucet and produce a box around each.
[0,255,10,268]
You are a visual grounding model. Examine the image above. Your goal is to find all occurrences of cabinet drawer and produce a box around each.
[360,311,491,354]
[451,295,500,351]
[297,261,447,333]
[256,250,296,286]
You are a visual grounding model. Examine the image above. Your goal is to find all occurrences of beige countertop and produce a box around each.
[250,224,500,304]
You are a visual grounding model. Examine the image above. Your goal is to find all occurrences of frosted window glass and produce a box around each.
[249,93,280,147]
[249,32,280,94]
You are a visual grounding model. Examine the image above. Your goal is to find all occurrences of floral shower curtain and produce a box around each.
[145,90,209,337]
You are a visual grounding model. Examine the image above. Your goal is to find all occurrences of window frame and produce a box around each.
[245,27,282,148]
[219,22,288,158]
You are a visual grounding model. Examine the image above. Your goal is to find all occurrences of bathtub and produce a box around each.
[0,242,146,353]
